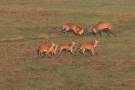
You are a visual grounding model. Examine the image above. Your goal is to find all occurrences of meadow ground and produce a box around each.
[0,0,135,90]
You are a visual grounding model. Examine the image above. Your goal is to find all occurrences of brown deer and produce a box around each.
[50,43,59,56]
[91,22,116,37]
[59,41,76,55]
[61,23,84,36]
[38,41,56,58]
[76,38,100,56]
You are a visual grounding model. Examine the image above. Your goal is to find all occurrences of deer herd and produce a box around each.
[38,22,116,58]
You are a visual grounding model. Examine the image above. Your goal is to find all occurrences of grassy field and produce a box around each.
[0,0,135,90]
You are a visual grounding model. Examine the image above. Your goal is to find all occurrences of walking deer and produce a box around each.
[38,41,56,58]
[59,41,76,55]
[76,38,100,56]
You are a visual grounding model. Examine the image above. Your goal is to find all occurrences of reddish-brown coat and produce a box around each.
[91,22,116,36]
[61,23,84,35]
[76,39,99,55]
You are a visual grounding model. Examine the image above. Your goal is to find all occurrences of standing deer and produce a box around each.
[76,38,100,56]
[38,41,56,58]
[91,22,116,37]
[59,41,76,55]
[61,23,84,36]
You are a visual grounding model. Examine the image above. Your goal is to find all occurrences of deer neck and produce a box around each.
[70,43,75,48]
[54,45,58,52]
[93,41,98,47]
[49,44,55,52]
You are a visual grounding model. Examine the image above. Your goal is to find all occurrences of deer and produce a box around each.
[59,41,76,55]
[38,41,56,58]
[61,23,84,36]
[76,38,100,56]
[50,43,59,56]
[91,22,116,37]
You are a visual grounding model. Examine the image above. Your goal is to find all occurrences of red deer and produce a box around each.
[50,43,59,56]
[91,22,116,37]
[59,41,76,55]
[76,38,99,56]
[38,41,56,58]
[61,23,84,36]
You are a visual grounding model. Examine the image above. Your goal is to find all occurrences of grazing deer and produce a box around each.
[91,22,116,37]
[59,41,76,55]
[61,23,84,36]
[76,38,100,56]
[38,41,56,58]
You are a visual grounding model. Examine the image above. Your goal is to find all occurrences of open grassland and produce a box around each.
[0,0,135,90]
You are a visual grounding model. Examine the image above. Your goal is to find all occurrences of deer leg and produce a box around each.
[93,32,96,36]
[82,48,85,56]
[99,30,102,36]
[63,30,67,35]
[53,52,56,56]
[70,49,74,55]
[111,30,116,37]
[59,48,63,53]
[40,50,44,58]
[108,29,116,37]
[76,48,82,55]
[46,52,51,58]
[91,49,95,56]
[65,49,68,54]
[107,31,110,36]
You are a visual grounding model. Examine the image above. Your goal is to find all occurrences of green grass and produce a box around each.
[0,0,135,90]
